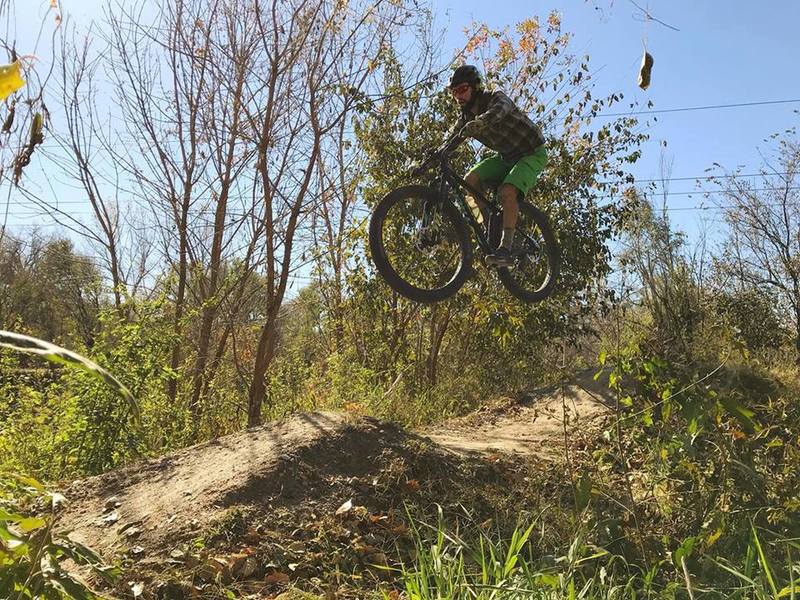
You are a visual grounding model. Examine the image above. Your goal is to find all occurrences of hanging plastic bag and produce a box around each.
[637,49,654,90]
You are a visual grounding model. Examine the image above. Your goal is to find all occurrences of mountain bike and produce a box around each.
[368,137,560,304]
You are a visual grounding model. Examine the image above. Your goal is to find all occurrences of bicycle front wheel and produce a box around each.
[369,185,473,303]
[495,202,559,302]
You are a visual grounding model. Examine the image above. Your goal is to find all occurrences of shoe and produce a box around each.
[485,246,515,268]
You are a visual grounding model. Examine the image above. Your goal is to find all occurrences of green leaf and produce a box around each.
[719,396,756,435]
[751,525,778,597]
[709,556,755,585]
[536,573,559,588]
[673,536,697,567]
[575,472,593,512]
[0,330,139,423]
[6,474,45,491]
[48,571,100,600]
[609,370,619,389]
[0,509,27,523]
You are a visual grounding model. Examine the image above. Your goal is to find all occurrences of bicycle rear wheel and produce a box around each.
[369,185,473,303]
[495,202,559,302]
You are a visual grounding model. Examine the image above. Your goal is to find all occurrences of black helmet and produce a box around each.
[449,65,482,89]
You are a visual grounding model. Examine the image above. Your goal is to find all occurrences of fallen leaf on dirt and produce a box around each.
[369,513,388,523]
[335,499,353,515]
[365,551,388,567]
[265,571,290,584]
[234,555,259,579]
[129,581,144,597]
[101,510,120,525]
[244,526,261,544]
[404,479,420,492]
[122,526,142,538]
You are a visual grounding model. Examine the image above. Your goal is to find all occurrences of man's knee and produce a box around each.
[498,183,520,205]
[465,171,482,189]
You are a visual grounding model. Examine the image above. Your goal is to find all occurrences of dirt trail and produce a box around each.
[424,371,612,459]
[57,372,612,564]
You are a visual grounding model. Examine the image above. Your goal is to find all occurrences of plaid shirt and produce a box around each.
[450,90,545,163]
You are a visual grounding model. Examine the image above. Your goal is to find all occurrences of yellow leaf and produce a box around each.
[0,61,25,101]
[704,527,724,548]
[19,517,46,532]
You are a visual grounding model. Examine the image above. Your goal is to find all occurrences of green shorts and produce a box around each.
[467,145,548,197]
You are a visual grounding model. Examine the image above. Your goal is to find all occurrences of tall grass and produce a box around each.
[388,509,800,600]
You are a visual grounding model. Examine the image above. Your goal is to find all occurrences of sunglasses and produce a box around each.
[451,83,471,95]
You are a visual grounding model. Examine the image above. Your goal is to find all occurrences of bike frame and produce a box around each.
[423,155,495,255]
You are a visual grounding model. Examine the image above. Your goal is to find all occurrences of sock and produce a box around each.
[500,227,515,250]
[465,195,485,224]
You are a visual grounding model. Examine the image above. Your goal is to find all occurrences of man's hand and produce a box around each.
[460,118,485,138]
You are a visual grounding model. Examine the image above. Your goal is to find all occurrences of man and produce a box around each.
[447,65,547,267]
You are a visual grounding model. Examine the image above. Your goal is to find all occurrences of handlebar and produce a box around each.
[409,135,465,177]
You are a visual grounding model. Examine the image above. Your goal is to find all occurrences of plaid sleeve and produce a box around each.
[444,113,468,141]
[474,92,514,128]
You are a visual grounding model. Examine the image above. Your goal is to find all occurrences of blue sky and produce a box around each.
[4,0,800,242]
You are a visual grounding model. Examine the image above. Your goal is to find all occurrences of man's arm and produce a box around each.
[472,91,514,128]
[445,113,469,141]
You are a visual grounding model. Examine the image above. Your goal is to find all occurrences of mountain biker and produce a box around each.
[447,64,547,267]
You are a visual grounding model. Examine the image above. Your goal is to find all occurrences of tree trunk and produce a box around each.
[247,318,278,427]
[167,200,190,404]
[795,304,800,365]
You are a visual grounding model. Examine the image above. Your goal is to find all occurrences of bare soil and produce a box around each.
[55,372,612,598]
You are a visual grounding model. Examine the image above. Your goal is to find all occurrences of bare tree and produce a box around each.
[38,0,422,431]
[101,0,271,424]
[714,136,800,360]
[44,25,130,312]
[243,0,421,426]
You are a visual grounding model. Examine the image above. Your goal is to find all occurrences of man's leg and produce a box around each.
[484,183,520,267]
[486,147,547,268]
[465,154,511,224]
[464,171,489,224]
[497,183,520,249]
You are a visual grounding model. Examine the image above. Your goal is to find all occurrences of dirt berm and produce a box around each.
[58,375,609,600]
[56,373,612,596]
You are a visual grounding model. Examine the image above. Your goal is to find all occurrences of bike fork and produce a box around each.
[414,198,441,250]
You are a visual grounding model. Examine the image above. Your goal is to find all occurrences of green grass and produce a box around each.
[386,509,800,600]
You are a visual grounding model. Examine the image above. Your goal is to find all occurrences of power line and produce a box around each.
[641,186,800,198]
[13,97,799,153]
[607,171,793,185]
[4,170,793,212]
[602,98,800,118]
